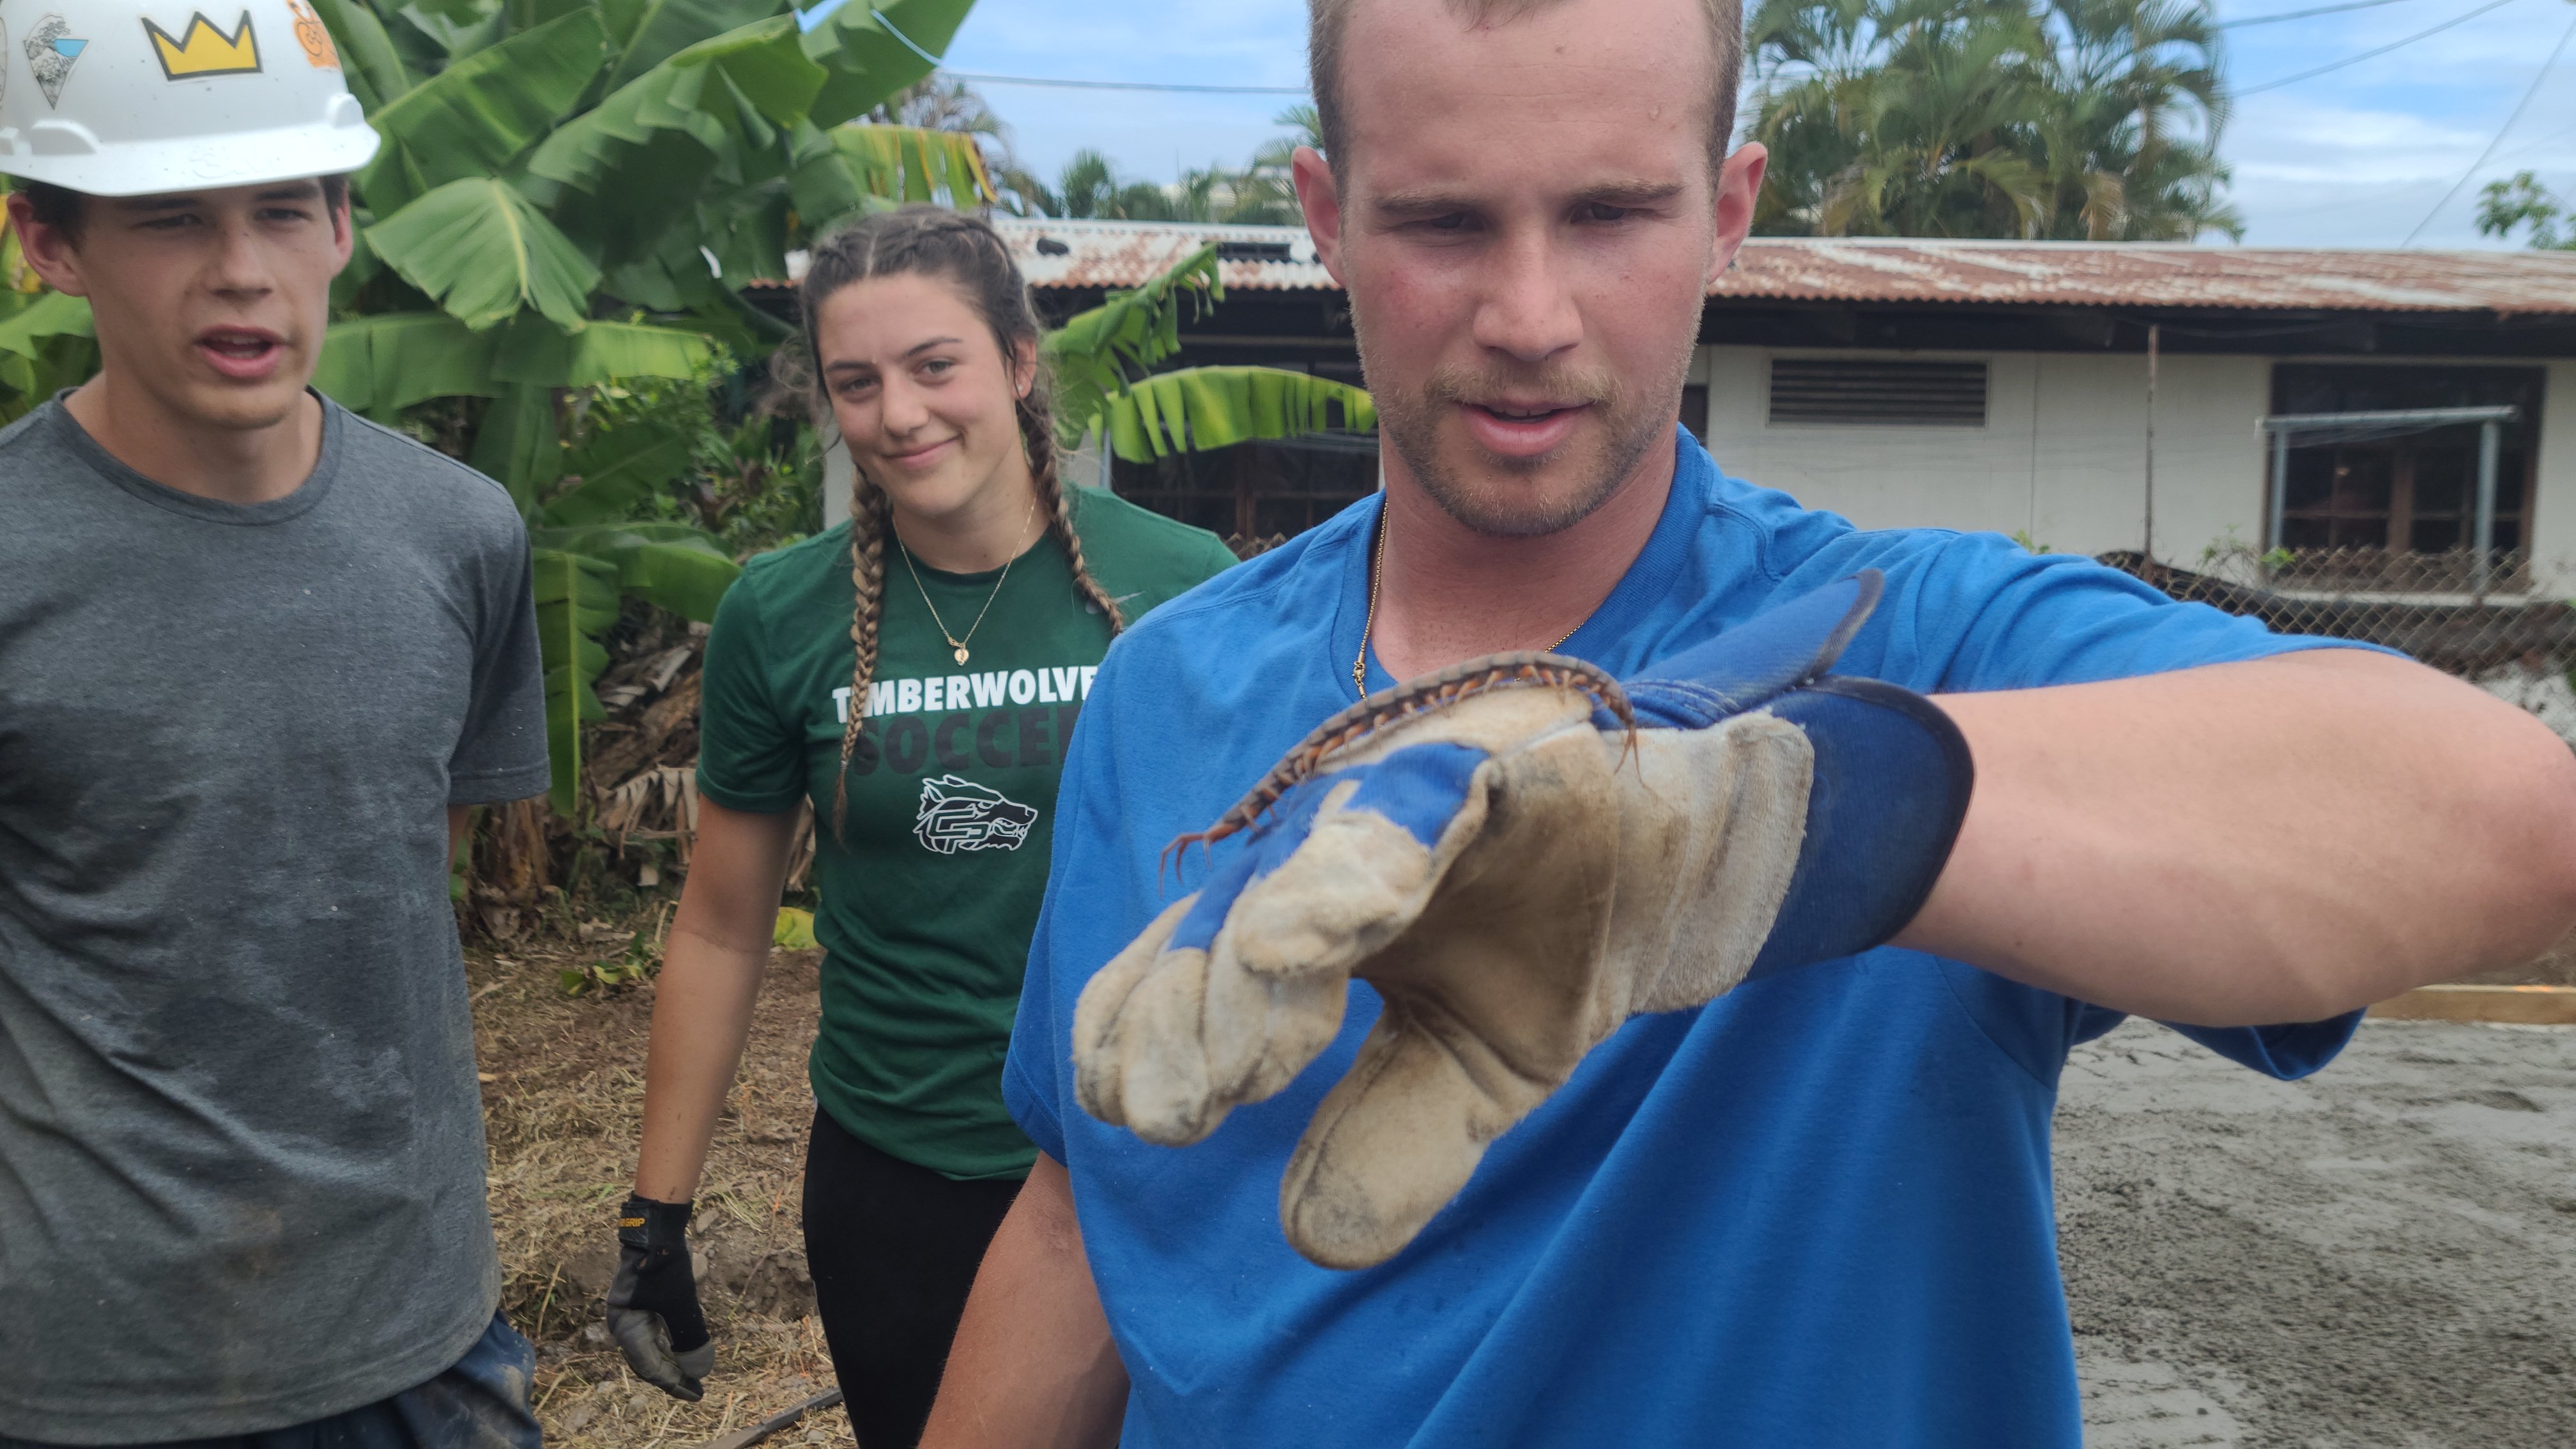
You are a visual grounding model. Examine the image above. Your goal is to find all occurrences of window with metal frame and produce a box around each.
[1767,358,1988,427]
[2269,365,2542,555]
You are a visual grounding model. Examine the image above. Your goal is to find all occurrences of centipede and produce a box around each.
[1160,651,1637,877]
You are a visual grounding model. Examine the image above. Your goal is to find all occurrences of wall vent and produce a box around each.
[1768,358,1988,427]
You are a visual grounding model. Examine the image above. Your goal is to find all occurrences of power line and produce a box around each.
[2236,0,2522,95]
[2401,6,2576,243]
[2218,0,2428,29]
[937,71,1310,96]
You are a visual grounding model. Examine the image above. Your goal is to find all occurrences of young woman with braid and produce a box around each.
[606,207,1238,1446]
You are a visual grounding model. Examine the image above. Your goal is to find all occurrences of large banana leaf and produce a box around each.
[394,3,512,66]
[0,289,97,423]
[532,546,621,811]
[528,15,824,197]
[831,124,993,208]
[1103,366,1376,463]
[601,0,790,92]
[312,312,502,415]
[799,0,976,128]
[0,289,93,357]
[493,316,716,387]
[1040,243,1220,448]
[305,0,415,112]
[537,521,739,620]
[315,312,710,413]
[357,8,611,214]
[367,178,602,332]
[469,382,562,512]
[540,413,696,525]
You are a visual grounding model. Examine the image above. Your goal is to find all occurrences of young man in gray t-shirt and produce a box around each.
[0,4,548,1444]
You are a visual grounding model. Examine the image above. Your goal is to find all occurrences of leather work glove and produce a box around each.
[607,1195,715,1401]
[1073,571,1972,1270]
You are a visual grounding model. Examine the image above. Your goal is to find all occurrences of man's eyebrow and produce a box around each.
[113,184,323,213]
[1571,180,1687,208]
[1366,180,1688,215]
[1367,188,1480,217]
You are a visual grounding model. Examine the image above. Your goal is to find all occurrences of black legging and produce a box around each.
[801,1107,1023,1449]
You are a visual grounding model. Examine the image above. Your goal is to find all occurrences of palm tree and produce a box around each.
[1751,0,2051,236]
[1747,0,2237,240]
[2032,0,2238,240]
[1029,150,1181,220]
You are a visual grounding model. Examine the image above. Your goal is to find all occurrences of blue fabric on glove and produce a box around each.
[1172,569,1968,986]
[1170,744,1494,954]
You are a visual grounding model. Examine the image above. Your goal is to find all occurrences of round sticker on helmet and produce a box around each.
[286,0,336,69]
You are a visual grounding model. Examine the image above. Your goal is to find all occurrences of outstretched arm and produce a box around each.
[921,1154,1128,1449]
[633,799,801,1201]
[1903,648,2576,1025]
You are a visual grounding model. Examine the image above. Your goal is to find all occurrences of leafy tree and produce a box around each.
[1012,105,1315,226]
[1747,0,2237,240]
[1023,149,1185,220]
[2479,172,2576,250]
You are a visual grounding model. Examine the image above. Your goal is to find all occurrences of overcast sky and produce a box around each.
[870,0,2576,249]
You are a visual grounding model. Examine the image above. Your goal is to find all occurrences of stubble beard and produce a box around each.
[1365,341,1695,537]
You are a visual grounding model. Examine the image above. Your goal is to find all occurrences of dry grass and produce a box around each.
[469,938,857,1448]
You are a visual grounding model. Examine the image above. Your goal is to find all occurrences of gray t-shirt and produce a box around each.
[0,396,548,1442]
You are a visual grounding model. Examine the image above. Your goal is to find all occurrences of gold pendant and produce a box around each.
[953,645,970,664]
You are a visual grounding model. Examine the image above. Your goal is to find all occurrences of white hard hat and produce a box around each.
[0,0,379,197]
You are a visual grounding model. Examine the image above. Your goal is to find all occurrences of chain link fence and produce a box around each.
[2102,546,2576,680]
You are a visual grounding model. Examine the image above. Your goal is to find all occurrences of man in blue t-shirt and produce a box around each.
[918,1,2576,1445]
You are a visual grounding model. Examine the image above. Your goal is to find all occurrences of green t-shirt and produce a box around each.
[698,487,1238,1179]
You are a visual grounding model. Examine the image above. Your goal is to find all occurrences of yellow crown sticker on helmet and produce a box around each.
[143,10,261,80]
[284,0,335,69]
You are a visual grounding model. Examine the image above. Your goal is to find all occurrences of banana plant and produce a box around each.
[1098,365,1376,464]
[0,0,992,811]
[1041,242,1377,463]
[319,0,992,811]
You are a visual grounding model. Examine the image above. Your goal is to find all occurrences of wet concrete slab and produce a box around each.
[2060,1017,2576,1448]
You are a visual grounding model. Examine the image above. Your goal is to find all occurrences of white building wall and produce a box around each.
[1701,346,2570,591]
[1700,345,2274,561]
[2524,360,2576,597]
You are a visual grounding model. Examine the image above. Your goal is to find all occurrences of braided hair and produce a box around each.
[793,206,1126,839]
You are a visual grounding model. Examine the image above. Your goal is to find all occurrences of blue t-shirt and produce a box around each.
[1006,427,2363,1448]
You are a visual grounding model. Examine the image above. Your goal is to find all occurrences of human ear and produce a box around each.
[1010,336,1038,399]
[1292,146,1347,287]
[9,193,90,298]
[328,191,355,275]
[1708,143,1768,286]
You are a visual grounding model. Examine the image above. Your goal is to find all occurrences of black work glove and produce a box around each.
[606,1195,714,1401]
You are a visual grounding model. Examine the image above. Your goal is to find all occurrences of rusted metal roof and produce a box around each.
[997,218,1334,292]
[1715,240,2576,314]
[989,218,2576,314]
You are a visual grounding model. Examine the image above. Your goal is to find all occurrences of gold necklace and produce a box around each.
[899,499,1037,666]
[1352,508,1586,694]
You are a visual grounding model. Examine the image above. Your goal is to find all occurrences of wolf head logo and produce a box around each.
[914,775,1038,855]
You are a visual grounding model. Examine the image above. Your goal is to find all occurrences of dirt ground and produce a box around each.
[2061,1017,2576,1448]
[470,940,857,1448]
[473,942,2576,1448]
